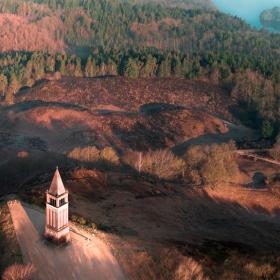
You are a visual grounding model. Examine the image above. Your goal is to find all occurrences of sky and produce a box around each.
[213,0,280,28]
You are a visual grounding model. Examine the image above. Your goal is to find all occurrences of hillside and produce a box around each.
[2,77,280,279]
[0,0,277,55]
[0,0,278,138]
[0,77,236,194]
[0,76,277,279]
[1,1,280,279]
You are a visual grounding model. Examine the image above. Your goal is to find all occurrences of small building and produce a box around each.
[45,167,70,244]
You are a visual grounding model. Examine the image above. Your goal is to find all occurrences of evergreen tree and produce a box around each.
[46,55,56,72]
[5,73,20,105]
[158,57,171,78]
[85,56,97,77]
[124,58,141,78]
[261,120,274,138]
[141,55,157,78]
[74,57,83,77]
[0,74,8,97]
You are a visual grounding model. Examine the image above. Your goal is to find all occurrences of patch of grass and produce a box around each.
[0,204,23,275]
[245,262,276,279]
[70,214,114,233]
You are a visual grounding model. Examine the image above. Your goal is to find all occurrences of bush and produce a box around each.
[100,147,119,164]
[2,263,34,280]
[245,262,275,278]
[184,141,239,186]
[70,215,78,222]
[175,257,209,280]
[202,142,239,185]
[77,217,87,225]
[67,146,119,164]
[270,134,280,160]
[261,120,274,139]
[68,146,100,162]
[136,149,186,179]
[67,146,119,165]
[91,223,97,230]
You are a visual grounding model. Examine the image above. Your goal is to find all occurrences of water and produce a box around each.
[213,0,280,30]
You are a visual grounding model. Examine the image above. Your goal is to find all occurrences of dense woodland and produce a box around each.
[0,0,279,136]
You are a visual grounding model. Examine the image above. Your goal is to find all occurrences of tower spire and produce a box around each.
[48,167,65,196]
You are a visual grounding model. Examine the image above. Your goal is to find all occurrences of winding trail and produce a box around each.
[8,200,125,280]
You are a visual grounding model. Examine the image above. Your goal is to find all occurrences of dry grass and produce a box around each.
[2,263,34,280]
[175,257,209,280]
[18,77,233,120]
[244,262,276,279]
[0,204,23,275]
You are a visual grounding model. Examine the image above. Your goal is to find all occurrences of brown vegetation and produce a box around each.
[0,204,23,276]
[130,149,186,179]
[269,134,280,160]
[184,141,239,186]
[2,263,34,280]
[68,146,119,165]
[17,77,233,119]
[0,14,65,53]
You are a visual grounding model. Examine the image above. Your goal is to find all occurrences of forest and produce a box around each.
[0,0,279,137]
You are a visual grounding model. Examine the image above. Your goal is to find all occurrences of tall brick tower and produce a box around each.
[45,167,70,243]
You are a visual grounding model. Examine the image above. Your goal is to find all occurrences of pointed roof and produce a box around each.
[48,167,66,196]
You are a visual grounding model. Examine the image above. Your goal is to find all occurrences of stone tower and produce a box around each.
[45,167,70,244]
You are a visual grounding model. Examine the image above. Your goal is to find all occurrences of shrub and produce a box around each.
[136,149,185,179]
[70,215,78,222]
[184,141,239,186]
[201,142,239,185]
[77,217,87,225]
[100,147,119,164]
[67,146,119,165]
[175,257,209,280]
[245,262,276,278]
[261,120,274,139]
[270,134,280,160]
[91,223,97,230]
[68,146,100,162]
[2,263,34,280]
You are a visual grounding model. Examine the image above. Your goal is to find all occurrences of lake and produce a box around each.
[213,0,280,29]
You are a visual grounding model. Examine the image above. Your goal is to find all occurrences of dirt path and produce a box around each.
[237,150,280,166]
[8,200,125,280]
